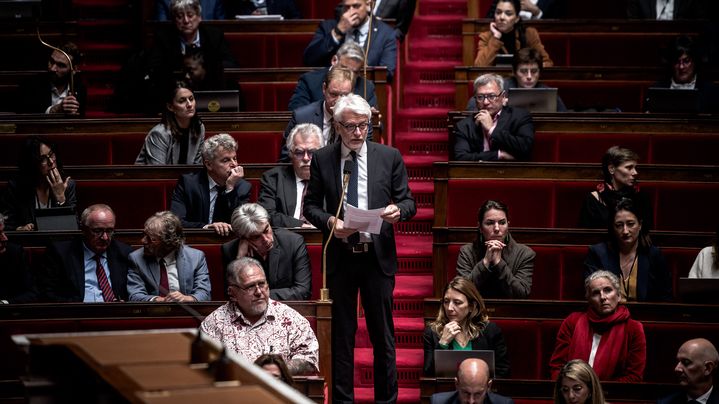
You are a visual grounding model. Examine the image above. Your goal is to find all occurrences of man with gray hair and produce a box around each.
[260,124,321,228]
[659,338,719,404]
[454,73,535,162]
[0,213,36,304]
[201,257,319,375]
[39,204,132,302]
[288,41,378,111]
[171,133,251,235]
[127,211,211,302]
[221,203,311,300]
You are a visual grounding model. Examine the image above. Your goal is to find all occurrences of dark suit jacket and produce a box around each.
[0,243,37,303]
[453,106,535,161]
[374,0,417,39]
[303,141,416,276]
[258,165,304,228]
[583,242,673,302]
[287,66,378,111]
[0,178,78,230]
[39,238,133,302]
[170,169,252,228]
[16,73,87,117]
[658,387,719,404]
[303,17,397,82]
[221,228,312,300]
[423,323,511,378]
[280,100,374,162]
[627,0,709,19]
[225,0,301,19]
[430,391,514,404]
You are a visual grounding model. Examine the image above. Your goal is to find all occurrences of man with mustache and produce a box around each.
[39,204,132,302]
[221,203,311,301]
[261,124,321,228]
[201,257,319,375]
[171,133,251,236]
[658,338,719,404]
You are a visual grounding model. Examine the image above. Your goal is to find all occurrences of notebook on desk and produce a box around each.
[35,206,78,231]
[645,87,700,113]
[678,277,719,303]
[434,350,496,378]
[194,90,240,113]
[507,87,557,113]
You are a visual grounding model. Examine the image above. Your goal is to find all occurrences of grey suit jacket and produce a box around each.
[127,245,211,301]
[135,122,204,165]
[258,165,304,228]
[431,391,514,404]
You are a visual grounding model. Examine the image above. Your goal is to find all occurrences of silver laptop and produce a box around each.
[434,350,496,378]
[678,277,719,303]
[645,88,700,113]
[194,90,240,113]
[508,87,558,113]
[35,206,78,231]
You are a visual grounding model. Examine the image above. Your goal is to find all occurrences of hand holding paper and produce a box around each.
[343,204,385,234]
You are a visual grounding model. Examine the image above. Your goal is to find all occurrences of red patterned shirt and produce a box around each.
[201,299,319,372]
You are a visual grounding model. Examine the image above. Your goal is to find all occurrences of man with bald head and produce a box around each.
[430,358,514,404]
[658,338,719,404]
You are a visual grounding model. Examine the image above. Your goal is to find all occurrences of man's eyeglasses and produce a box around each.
[475,93,503,103]
[338,121,370,132]
[291,149,317,159]
[230,281,268,294]
[89,228,115,237]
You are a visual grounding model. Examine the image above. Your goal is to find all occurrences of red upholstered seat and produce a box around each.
[225,131,283,164]
[226,34,313,68]
[493,319,546,379]
[643,322,719,383]
[241,83,297,111]
[647,182,719,232]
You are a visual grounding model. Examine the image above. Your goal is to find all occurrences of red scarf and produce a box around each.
[568,305,631,380]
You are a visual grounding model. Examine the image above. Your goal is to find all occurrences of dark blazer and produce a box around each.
[627,0,709,19]
[423,323,511,378]
[374,0,417,40]
[155,0,225,20]
[453,106,535,161]
[221,228,312,300]
[16,74,88,117]
[658,387,719,404]
[287,66,378,111]
[0,243,37,303]
[127,245,211,302]
[258,165,304,228]
[584,242,673,302]
[0,179,77,230]
[303,141,416,276]
[225,0,301,19]
[39,238,133,302]
[431,391,514,404]
[170,169,252,228]
[303,17,397,82]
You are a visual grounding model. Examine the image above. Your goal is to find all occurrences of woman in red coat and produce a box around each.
[549,270,646,382]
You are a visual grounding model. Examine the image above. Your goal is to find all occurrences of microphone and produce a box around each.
[320,158,354,301]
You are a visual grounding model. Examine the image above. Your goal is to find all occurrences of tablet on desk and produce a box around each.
[434,350,496,378]
[507,87,557,113]
[194,90,240,113]
[645,87,700,113]
[35,206,78,231]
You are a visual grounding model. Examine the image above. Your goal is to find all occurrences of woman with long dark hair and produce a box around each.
[135,80,204,165]
[474,0,553,67]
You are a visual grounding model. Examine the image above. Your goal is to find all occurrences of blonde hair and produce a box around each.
[553,360,605,404]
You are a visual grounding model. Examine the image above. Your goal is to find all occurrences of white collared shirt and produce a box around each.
[162,250,180,293]
[671,76,697,90]
[322,103,333,145]
[293,175,307,219]
[340,141,371,242]
[687,386,713,404]
[46,85,69,114]
[180,31,201,54]
[656,0,674,20]
[344,18,370,47]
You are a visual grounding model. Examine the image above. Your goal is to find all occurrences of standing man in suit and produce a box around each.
[0,214,36,304]
[221,203,311,300]
[373,0,417,41]
[303,0,397,82]
[127,211,211,302]
[431,358,514,404]
[658,338,719,404]
[260,124,321,228]
[171,133,251,236]
[626,0,709,19]
[454,73,535,161]
[304,94,416,403]
[39,204,132,302]
[288,41,377,111]
[280,68,357,162]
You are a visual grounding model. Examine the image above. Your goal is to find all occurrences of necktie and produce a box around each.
[299,180,309,223]
[213,185,227,223]
[346,151,359,246]
[327,118,336,145]
[94,255,116,302]
[159,259,169,297]
[353,29,361,44]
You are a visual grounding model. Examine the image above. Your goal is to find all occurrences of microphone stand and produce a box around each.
[320,166,353,301]
[36,28,74,95]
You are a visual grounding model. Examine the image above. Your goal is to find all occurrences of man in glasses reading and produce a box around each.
[454,73,535,161]
[40,204,132,302]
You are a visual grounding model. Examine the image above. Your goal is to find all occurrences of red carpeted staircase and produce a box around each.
[354,0,467,402]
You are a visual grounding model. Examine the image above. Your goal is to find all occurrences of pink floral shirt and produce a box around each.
[201,299,319,372]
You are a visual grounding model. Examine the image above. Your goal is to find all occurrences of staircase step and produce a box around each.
[407,180,434,194]
[354,387,420,403]
[395,108,450,133]
[397,256,432,274]
[395,131,449,144]
[356,317,424,348]
[355,348,423,387]
[410,15,464,37]
[403,62,458,84]
[409,38,462,62]
[417,0,467,16]
[404,154,449,167]
[403,84,456,109]
[396,235,433,256]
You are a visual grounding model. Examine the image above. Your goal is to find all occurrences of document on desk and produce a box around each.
[344,204,384,234]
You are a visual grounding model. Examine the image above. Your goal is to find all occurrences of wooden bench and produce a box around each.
[447,111,719,165]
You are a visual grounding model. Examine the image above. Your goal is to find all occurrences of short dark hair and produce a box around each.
[477,200,509,223]
[254,354,294,386]
[57,42,83,66]
[512,48,543,73]
[601,146,639,184]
